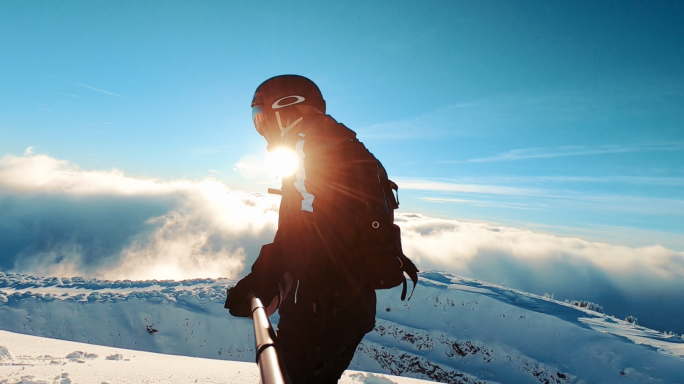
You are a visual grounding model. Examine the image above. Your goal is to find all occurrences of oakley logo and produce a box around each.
[272,95,306,109]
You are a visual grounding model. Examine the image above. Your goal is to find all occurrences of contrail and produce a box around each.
[74,82,124,98]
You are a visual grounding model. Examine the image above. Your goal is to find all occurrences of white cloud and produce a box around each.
[234,154,269,180]
[0,151,280,280]
[355,103,472,140]
[2,150,684,331]
[100,212,246,281]
[96,184,281,280]
[396,213,684,282]
[457,142,684,163]
[74,82,124,98]
[395,212,684,332]
[419,175,684,186]
[396,176,684,217]
[3,150,683,284]
[395,178,534,196]
[0,152,187,195]
[418,197,533,210]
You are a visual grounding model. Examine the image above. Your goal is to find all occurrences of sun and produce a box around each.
[266,147,298,178]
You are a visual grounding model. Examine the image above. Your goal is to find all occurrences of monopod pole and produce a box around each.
[250,294,286,384]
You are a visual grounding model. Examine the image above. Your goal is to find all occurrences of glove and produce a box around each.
[224,243,288,318]
[225,272,284,318]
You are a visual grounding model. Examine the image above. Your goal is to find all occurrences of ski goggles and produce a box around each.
[252,105,267,135]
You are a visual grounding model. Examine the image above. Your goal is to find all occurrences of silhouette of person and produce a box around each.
[226,75,416,384]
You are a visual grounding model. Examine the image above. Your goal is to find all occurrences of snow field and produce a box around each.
[0,330,431,384]
[1,271,684,383]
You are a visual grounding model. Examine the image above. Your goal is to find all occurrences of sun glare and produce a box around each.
[266,148,298,178]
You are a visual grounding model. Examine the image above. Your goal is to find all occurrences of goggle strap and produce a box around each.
[275,111,303,137]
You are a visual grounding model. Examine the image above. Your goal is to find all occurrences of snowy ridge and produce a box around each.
[1,271,683,383]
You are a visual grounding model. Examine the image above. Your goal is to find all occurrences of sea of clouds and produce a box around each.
[1,149,683,334]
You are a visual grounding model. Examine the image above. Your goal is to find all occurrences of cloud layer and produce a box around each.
[396,213,684,334]
[398,213,684,290]
[462,142,684,163]
[1,150,684,333]
[0,151,280,281]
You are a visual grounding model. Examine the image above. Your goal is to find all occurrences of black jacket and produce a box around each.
[226,112,415,317]
[254,113,369,290]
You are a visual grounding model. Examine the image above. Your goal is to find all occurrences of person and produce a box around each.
[225,75,416,384]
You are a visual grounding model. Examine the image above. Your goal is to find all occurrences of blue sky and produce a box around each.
[1,0,684,249]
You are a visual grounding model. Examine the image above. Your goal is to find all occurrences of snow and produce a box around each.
[1,270,684,383]
[0,330,428,384]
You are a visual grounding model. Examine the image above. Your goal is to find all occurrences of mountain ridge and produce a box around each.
[1,271,682,383]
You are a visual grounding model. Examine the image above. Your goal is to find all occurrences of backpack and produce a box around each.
[346,138,419,301]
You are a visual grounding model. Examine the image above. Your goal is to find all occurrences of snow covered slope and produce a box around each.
[0,330,427,384]
[1,271,683,383]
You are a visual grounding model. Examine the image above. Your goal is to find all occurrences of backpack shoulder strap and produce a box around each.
[400,256,419,301]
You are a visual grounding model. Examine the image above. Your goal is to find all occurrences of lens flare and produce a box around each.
[266,148,298,178]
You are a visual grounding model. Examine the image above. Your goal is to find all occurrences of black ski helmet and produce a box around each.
[251,75,326,139]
